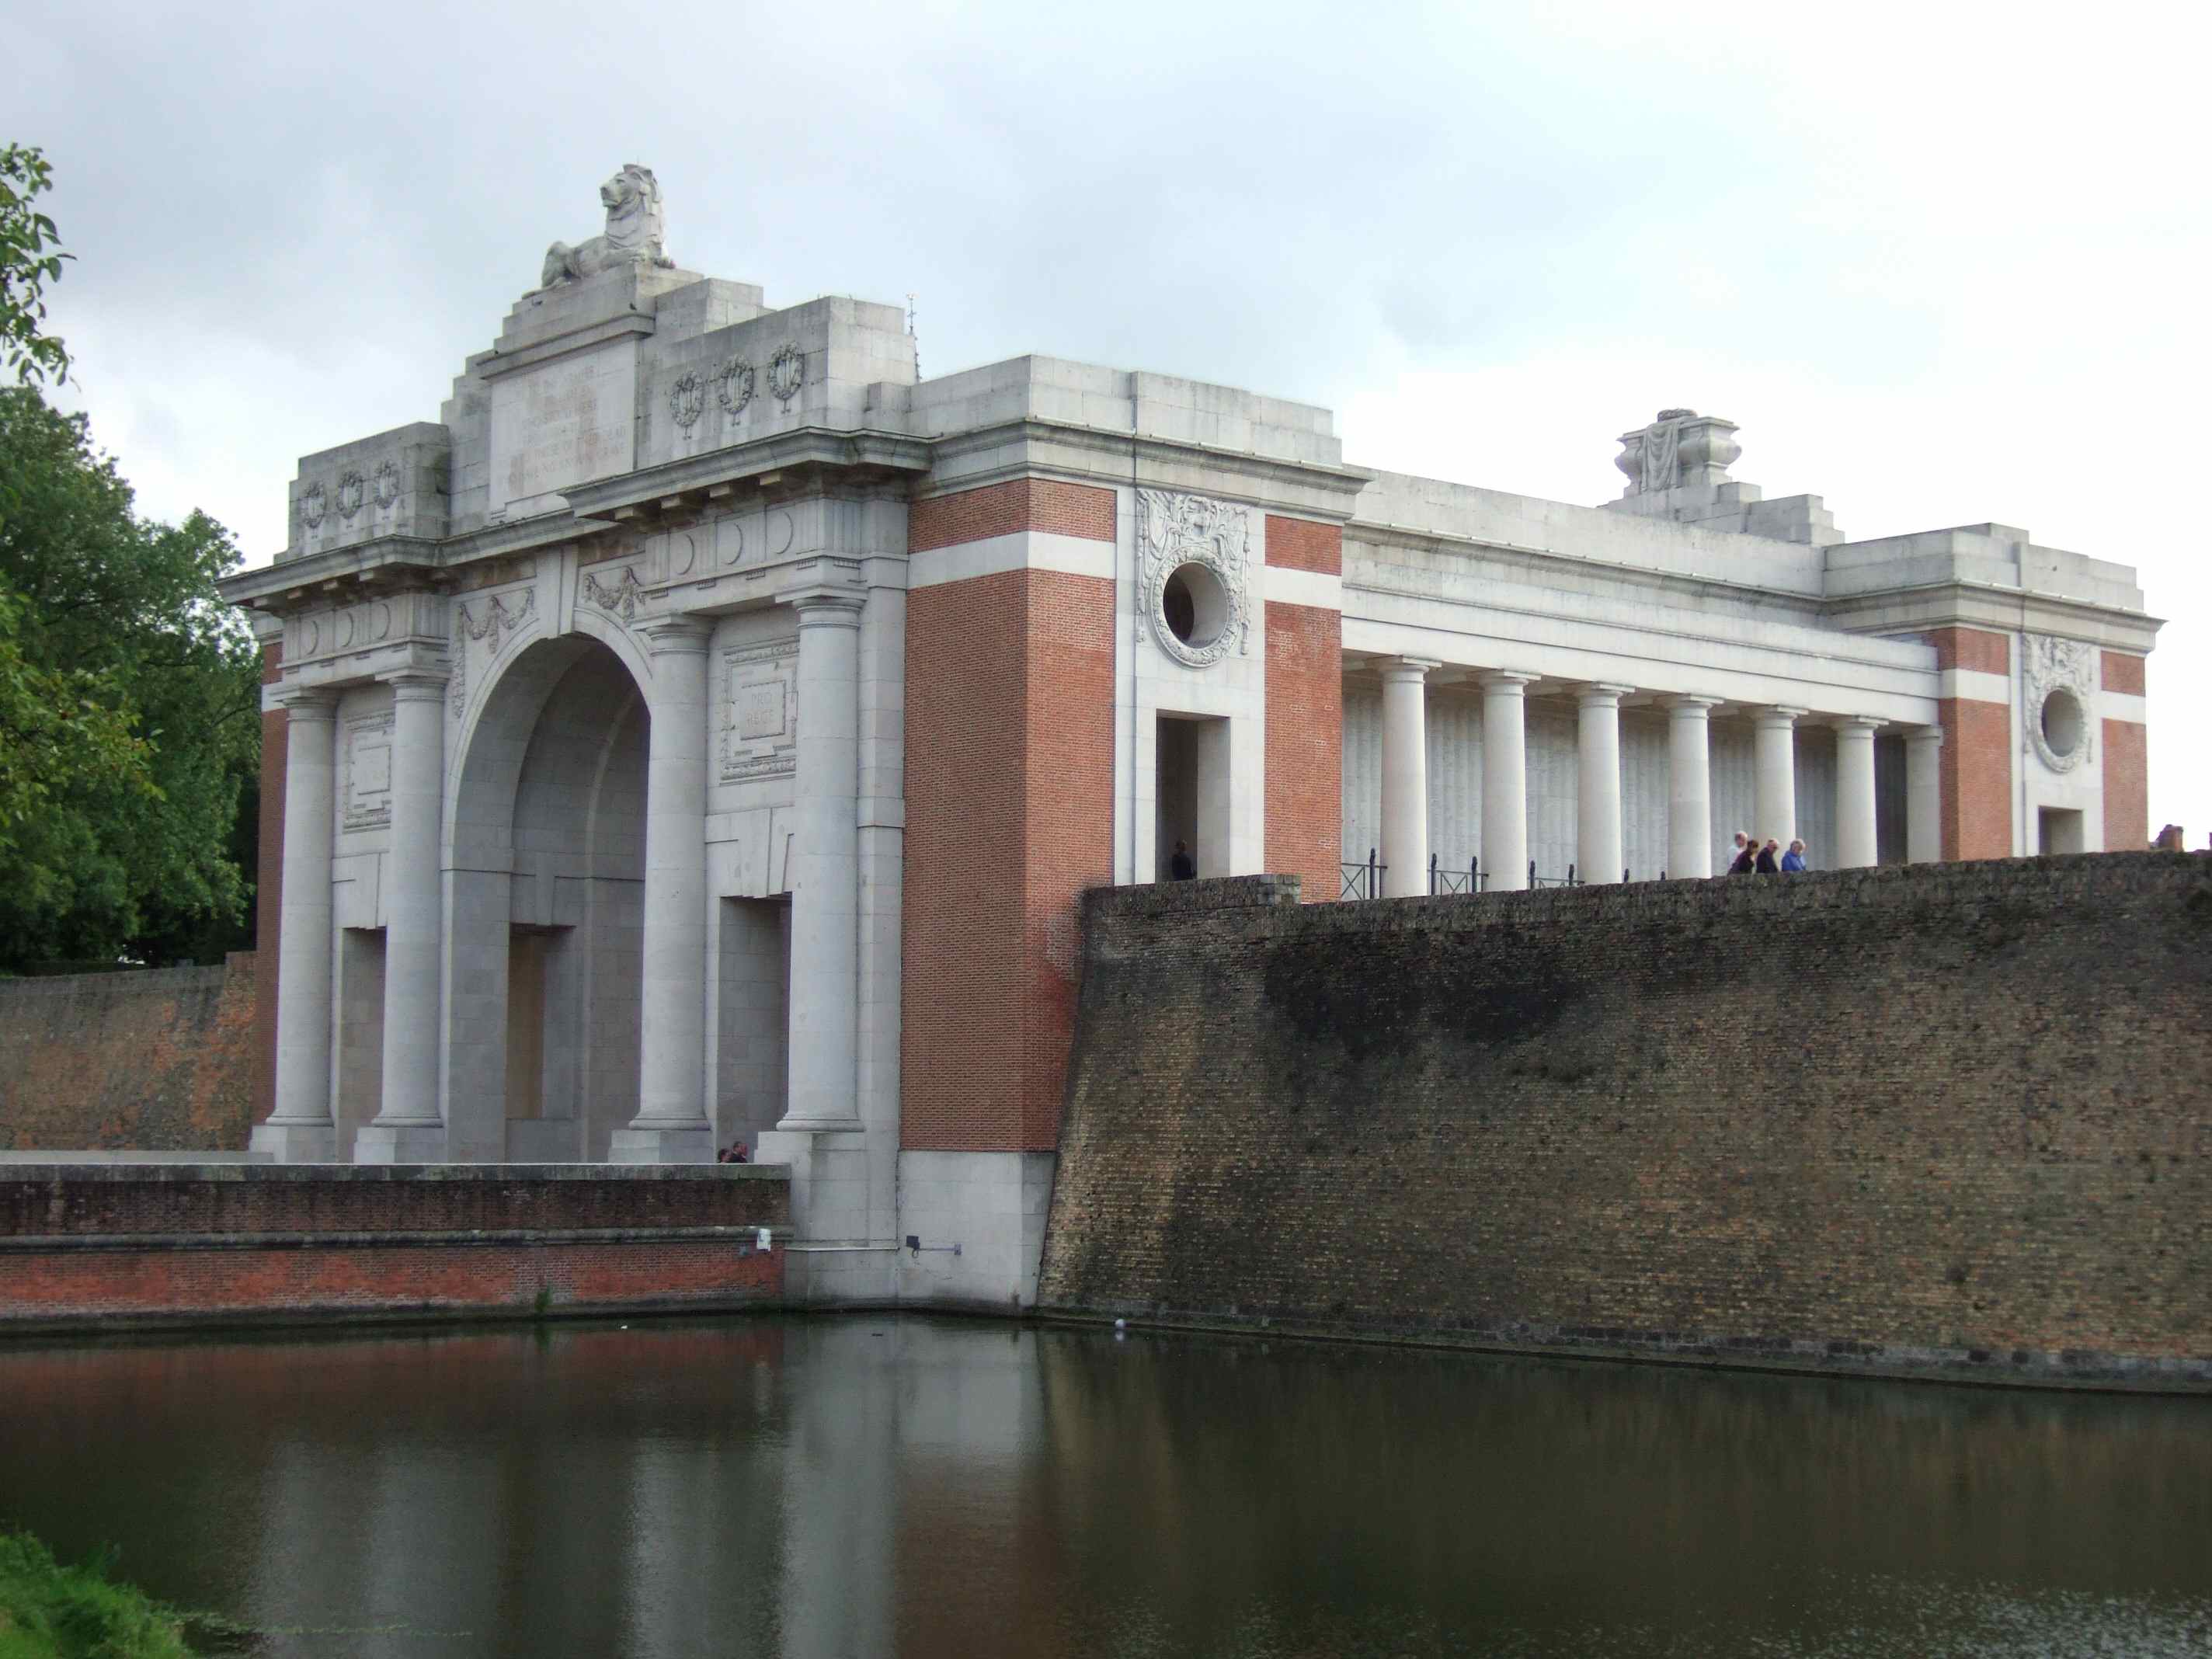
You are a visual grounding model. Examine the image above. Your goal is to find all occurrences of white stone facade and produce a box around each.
[223,174,2160,1308]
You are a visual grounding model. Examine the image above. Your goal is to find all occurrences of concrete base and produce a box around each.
[895,1150,1056,1311]
[353,1123,448,1163]
[608,1125,715,1164]
[247,1121,337,1163]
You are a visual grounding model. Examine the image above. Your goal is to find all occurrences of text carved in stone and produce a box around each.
[720,640,798,783]
[344,711,395,832]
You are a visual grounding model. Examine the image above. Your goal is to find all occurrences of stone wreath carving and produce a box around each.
[767,345,804,409]
[669,370,706,431]
[717,356,756,416]
[447,589,537,720]
[1137,487,1249,668]
[582,565,646,622]
[336,471,366,520]
[373,459,401,510]
[2024,633,2096,774]
[300,481,328,530]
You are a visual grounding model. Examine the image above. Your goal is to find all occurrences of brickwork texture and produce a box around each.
[903,480,1117,1151]
[1040,857,2212,1389]
[0,955,258,1151]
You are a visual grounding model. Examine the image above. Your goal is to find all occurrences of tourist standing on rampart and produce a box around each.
[1781,840,1807,871]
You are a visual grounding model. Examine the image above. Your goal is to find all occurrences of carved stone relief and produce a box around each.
[582,565,646,624]
[449,587,536,721]
[2024,633,2097,774]
[717,356,756,416]
[1137,487,1250,669]
[669,370,706,431]
[720,639,798,783]
[343,711,395,831]
[336,471,366,520]
[373,459,401,510]
[301,481,328,529]
[767,345,804,410]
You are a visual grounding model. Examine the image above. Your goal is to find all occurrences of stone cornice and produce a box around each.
[1822,580,2166,651]
[563,428,934,519]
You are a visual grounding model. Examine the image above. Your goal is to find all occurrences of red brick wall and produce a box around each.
[0,956,259,1151]
[256,639,284,1127]
[0,1237,781,1329]
[2104,719,2149,850]
[1262,513,1342,576]
[909,478,1117,552]
[2101,651,2147,696]
[1937,698,2012,861]
[1928,626,2010,676]
[903,482,1117,1152]
[1264,603,1341,901]
[1924,628,2013,861]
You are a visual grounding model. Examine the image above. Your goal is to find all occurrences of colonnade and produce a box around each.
[1371,659,1944,894]
[260,590,869,1163]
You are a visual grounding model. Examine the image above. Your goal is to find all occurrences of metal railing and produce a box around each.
[1340,849,1386,900]
[1341,852,1674,900]
[1428,854,1484,895]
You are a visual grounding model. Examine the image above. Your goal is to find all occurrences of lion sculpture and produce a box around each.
[538,165,674,289]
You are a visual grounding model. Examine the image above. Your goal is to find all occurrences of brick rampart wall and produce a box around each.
[1040,857,2212,1389]
[0,1165,789,1331]
[0,955,258,1151]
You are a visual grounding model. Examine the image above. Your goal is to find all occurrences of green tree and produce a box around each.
[0,144,70,386]
[0,391,262,969]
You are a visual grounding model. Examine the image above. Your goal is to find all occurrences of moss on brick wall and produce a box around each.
[0,955,257,1152]
[1040,857,2212,1387]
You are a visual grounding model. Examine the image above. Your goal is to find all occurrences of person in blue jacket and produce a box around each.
[1780,839,1808,872]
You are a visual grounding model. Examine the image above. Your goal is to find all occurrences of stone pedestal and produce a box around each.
[1378,658,1437,899]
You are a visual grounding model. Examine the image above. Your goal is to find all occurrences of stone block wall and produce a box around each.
[1040,856,2212,1389]
[0,955,258,1152]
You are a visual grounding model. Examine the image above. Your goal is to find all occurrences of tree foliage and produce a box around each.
[0,144,70,387]
[0,388,263,969]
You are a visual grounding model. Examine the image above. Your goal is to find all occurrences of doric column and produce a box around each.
[356,671,450,1163]
[779,590,866,1133]
[1753,706,1805,850]
[612,615,715,1163]
[1480,671,1536,891]
[1834,717,1883,869]
[1665,697,1718,878]
[1378,657,1438,898]
[252,687,338,1163]
[1905,724,1944,864]
[1576,683,1632,883]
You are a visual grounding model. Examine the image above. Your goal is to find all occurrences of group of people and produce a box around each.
[1724,831,1807,875]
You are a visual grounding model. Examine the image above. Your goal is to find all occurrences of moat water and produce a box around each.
[0,1316,2206,1657]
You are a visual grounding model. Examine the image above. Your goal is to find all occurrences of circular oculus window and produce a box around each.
[2040,687,2085,760]
[1161,562,1229,652]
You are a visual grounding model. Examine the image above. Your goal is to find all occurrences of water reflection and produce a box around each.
[0,1320,2203,1656]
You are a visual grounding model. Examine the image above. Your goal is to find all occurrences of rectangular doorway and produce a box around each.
[717,896,791,1156]
[2038,807,2085,854]
[1156,712,1231,881]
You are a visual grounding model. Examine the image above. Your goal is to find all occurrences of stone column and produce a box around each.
[252,687,338,1163]
[612,616,715,1163]
[356,671,450,1163]
[1906,724,1944,864]
[1753,706,1805,850]
[1480,672,1535,891]
[1378,657,1438,898]
[779,591,865,1132]
[1665,697,1718,878]
[1576,684,1631,883]
[1834,717,1883,869]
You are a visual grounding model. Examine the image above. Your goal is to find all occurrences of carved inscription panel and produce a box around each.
[487,339,639,513]
[344,712,394,833]
[721,640,798,784]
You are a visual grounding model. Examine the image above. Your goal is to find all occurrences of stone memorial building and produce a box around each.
[220,167,2161,1306]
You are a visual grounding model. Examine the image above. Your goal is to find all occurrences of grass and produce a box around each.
[0,1531,235,1659]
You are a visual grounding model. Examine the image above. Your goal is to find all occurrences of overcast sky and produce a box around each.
[17,1,2209,840]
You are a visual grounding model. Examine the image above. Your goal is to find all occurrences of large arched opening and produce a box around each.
[444,633,649,1160]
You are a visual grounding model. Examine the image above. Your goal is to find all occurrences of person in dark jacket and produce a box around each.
[1755,838,1780,874]
[1727,837,1757,875]
[1169,840,1197,880]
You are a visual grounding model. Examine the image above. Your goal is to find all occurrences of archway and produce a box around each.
[443,634,649,1160]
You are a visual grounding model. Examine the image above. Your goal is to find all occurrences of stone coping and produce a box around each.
[0,1162,788,1185]
[0,1225,790,1252]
